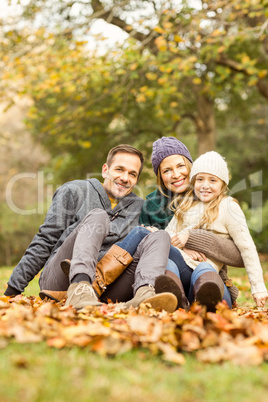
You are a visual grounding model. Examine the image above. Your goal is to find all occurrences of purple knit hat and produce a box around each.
[151,136,193,175]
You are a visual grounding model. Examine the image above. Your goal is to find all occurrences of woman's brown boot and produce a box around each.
[61,244,133,297]
[193,271,224,312]
[154,270,190,310]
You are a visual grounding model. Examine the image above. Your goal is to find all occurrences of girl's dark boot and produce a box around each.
[193,271,224,312]
[155,270,190,310]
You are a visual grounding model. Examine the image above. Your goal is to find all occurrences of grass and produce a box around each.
[0,263,268,402]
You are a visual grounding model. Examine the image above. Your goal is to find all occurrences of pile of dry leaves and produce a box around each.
[0,295,268,366]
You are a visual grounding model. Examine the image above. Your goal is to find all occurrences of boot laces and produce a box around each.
[74,283,96,298]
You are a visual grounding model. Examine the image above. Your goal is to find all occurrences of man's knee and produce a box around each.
[85,208,109,224]
[85,208,108,220]
[82,209,110,237]
[149,230,171,245]
[136,229,171,254]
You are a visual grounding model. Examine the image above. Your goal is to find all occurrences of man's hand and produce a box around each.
[253,291,268,307]
[171,232,190,248]
[4,284,21,297]
[182,247,207,262]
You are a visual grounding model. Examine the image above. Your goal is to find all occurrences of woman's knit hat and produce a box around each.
[151,136,193,175]
[190,151,229,185]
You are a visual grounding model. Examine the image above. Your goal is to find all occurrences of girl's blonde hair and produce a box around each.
[157,155,192,208]
[172,175,229,229]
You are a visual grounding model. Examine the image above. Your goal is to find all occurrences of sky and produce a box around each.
[0,0,128,52]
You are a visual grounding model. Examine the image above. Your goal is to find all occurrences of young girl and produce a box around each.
[161,151,268,310]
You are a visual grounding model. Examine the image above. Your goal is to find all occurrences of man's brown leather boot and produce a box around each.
[61,244,133,297]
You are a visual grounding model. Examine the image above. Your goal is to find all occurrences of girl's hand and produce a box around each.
[182,247,207,262]
[144,226,159,233]
[171,232,190,248]
[253,292,268,307]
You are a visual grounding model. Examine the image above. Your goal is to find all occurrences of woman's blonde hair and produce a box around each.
[157,155,192,208]
[173,176,229,229]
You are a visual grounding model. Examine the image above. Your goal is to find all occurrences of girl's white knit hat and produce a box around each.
[190,151,229,185]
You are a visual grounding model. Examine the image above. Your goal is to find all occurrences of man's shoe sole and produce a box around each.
[142,292,177,313]
[39,290,67,302]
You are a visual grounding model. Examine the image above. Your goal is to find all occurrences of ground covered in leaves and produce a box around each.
[0,295,268,367]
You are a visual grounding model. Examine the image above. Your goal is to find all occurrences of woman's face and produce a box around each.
[159,154,190,194]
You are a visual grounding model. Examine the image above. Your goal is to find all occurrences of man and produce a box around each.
[4,144,177,312]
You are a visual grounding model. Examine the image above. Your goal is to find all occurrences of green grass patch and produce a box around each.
[0,343,268,402]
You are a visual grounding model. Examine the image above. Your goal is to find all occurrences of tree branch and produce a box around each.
[91,0,153,45]
[217,55,268,101]
[172,113,197,132]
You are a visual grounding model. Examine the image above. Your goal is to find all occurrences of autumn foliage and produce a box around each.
[1,295,268,366]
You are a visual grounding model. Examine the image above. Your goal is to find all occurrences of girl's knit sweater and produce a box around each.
[165,196,267,295]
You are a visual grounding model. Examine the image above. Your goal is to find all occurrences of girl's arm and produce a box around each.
[222,198,267,303]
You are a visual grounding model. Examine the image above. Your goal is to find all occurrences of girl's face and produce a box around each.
[194,173,224,202]
[159,154,190,194]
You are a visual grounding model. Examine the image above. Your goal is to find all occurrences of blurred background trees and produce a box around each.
[0,0,267,265]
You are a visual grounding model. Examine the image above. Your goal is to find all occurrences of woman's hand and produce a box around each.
[144,226,159,233]
[171,232,190,248]
[253,292,268,307]
[182,248,207,262]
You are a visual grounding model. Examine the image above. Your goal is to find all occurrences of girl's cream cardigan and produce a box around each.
[165,196,267,295]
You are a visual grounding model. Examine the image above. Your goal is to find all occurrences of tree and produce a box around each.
[1,0,267,170]
[7,0,267,155]
[1,0,268,254]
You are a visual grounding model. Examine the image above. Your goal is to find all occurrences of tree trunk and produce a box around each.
[195,93,216,155]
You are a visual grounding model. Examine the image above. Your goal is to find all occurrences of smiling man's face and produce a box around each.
[102,152,141,199]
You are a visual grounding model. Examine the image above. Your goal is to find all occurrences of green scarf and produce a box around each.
[139,189,174,229]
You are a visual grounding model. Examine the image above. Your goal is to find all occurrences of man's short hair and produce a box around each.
[106,144,144,176]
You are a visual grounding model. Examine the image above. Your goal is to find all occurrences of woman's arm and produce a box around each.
[185,229,244,267]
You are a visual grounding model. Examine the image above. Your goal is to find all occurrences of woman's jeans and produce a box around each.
[117,226,232,308]
[116,226,151,255]
[117,226,184,283]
